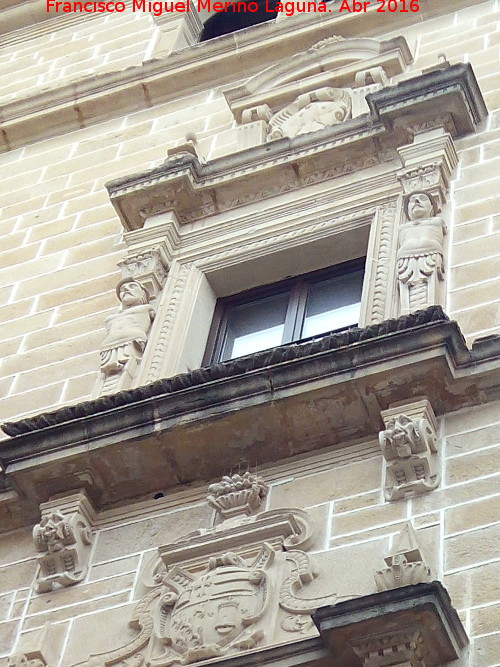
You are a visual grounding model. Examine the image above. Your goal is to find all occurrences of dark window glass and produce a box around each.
[205,258,365,364]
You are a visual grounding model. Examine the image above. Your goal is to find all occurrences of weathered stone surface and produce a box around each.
[59,603,136,667]
[445,560,500,609]
[0,620,19,654]
[0,560,37,595]
[472,633,500,667]
[446,446,500,485]
[445,495,500,534]
[445,523,500,570]
[471,602,500,637]
[88,555,140,582]
[23,591,131,630]
[93,503,212,562]
[0,529,33,568]
[270,457,382,510]
[26,572,135,615]
[331,500,406,537]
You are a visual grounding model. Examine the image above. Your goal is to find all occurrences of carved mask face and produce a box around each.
[408,193,433,220]
[119,281,147,307]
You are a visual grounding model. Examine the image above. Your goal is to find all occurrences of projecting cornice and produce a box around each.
[1,307,499,524]
[106,64,487,230]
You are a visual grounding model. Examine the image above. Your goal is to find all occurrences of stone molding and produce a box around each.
[106,64,485,232]
[374,522,432,591]
[33,490,95,593]
[379,398,440,501]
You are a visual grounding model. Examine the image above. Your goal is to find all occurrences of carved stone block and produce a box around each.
[268,87,352,141]
[33,491,95,594]
[375,523,432,591]
[72,484,335,666]
[379,398,439,501]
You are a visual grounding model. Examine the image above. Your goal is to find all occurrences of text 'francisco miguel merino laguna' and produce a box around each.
[46,0,332,15]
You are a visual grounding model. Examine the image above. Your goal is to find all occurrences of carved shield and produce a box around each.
[164,564,267,663]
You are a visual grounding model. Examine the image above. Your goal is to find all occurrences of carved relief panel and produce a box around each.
[72,474,335,667]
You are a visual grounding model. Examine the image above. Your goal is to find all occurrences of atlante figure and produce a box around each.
[99,278,155,383]
[397,192,446,314]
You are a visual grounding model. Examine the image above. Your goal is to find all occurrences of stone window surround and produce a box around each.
[203,257,367,364]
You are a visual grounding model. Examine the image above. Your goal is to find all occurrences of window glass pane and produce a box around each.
[302,269,364,338]
[221,292,289,361]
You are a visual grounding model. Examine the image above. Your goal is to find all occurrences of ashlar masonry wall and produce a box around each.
[0,401,499,665]
[1,2,499,426]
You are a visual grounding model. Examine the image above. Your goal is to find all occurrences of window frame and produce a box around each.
[203,257,366,365]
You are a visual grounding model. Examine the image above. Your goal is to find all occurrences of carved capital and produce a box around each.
[397,129,458,206]
[379,398,440,501]
[33,491,95,593]
[118,248,169,300]
[207,472,268,520]
[375,523,432,592]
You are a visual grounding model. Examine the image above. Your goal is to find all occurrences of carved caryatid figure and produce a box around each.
[99,278,155,391]
[397,191,446,314]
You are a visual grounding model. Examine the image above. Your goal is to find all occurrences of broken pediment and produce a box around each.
[72,475,335,667]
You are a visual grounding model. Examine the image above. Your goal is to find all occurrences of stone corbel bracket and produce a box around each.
[107,64,486,232]
[379,397,440,501]
[33,490,95,593]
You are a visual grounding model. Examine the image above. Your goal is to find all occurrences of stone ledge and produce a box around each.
[312,581,468,666]
[0,307,499,525]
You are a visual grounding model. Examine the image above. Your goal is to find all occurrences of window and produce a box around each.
[204,258,365,363]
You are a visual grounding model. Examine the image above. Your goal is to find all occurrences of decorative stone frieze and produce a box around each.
[33,491,95,593]
[207,472,268,520]
[95,278,155,396]
[379,398,440,501]
[375,523,432,592]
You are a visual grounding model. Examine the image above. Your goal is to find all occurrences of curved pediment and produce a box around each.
[224,35,413,120]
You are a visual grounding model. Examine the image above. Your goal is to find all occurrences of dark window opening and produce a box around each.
[204,258,365,364]
[199,1,279,41]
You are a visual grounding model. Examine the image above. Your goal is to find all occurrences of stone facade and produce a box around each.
[0,1,499,666]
